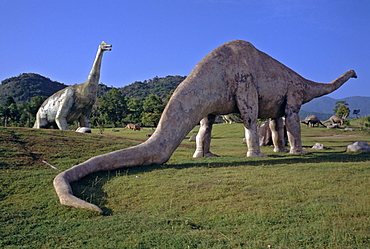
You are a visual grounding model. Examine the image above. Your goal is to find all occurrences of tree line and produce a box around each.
[0,88,170,129]
[0,86,362,129]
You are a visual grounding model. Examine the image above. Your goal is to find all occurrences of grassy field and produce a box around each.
[1,123,370,248]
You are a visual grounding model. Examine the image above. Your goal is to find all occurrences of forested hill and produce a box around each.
[0,73,67,106]
[120,75,186,101]
[0,73,185,105]
[0,73,112,106]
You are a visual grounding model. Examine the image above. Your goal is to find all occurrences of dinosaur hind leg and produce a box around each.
[33,113,49,129]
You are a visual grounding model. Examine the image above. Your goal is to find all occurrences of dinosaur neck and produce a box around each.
[86,48,105,86]
[303,70,356,103]
[59,75,210,176]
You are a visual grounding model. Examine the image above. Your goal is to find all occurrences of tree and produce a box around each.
[4,96,16,107]
[141,94,165,126]
[0,97,19,127]
[333,101,350,118]
[123,98,143,124]
[90,100,106,133]
[6,103,20,126]
[24,96,45,127]
[99,88,127,127]
[353,109,360,118]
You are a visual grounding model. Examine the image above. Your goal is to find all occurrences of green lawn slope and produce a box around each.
[1,124,369,248]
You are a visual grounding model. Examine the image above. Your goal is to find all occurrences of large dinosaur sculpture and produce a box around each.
[53,40,356,212]
[33,41,112,130]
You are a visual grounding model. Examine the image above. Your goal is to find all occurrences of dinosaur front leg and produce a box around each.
[193,114,218,158]
[269,117,289,153]
[78,107,92,128]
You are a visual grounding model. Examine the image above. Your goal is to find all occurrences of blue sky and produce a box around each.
[1,0,369,99]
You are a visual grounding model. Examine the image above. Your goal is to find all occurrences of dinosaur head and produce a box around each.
[349,70,357,79]
[100,41,112,51]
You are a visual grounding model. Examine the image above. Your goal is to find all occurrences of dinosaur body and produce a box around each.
[33,42,112,130]
[53,40,356,212]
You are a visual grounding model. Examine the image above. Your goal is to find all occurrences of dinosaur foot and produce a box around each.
[193,151,204,158]
[204,152,219,157]
[192,151,219,158]
[247,150,268,157]
[273,147,289,153]
[289,148,308,154]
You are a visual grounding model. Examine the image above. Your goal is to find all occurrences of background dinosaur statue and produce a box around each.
[258,120,288,147]
[300,115,325,127]
[33,41,112,130]
[53,40,356,212]
[323,115,346,126]
[221,114,242,124]
[123,123,141,131]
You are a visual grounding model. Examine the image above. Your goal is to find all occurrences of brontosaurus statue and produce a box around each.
[33,41,112,130]
[53,40,356,212]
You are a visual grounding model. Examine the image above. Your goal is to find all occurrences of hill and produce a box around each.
[0,74,184,105]
[0,73,112,106]
[301,96,370,118]
[0,73,67,105]
[120,75,186,101]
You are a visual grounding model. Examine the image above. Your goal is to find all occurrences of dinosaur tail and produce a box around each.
[53,141,168,212]
[53,82,209,212]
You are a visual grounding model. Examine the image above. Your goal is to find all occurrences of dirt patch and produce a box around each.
[306,134,361,139]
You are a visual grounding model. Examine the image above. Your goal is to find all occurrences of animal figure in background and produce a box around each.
[53,40,356,212]
[258,120,288,147]
[124,123,141,131]
[323,115,346,126]
[300,115,325,127]
[221,114,242,124]
[33,41,112,130]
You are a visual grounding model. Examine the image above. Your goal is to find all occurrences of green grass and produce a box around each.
[1,124,370,248]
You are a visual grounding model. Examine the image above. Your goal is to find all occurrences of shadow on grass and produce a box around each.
[71,150,370,215]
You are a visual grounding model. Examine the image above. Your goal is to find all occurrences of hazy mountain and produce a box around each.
[301,96,370,118]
